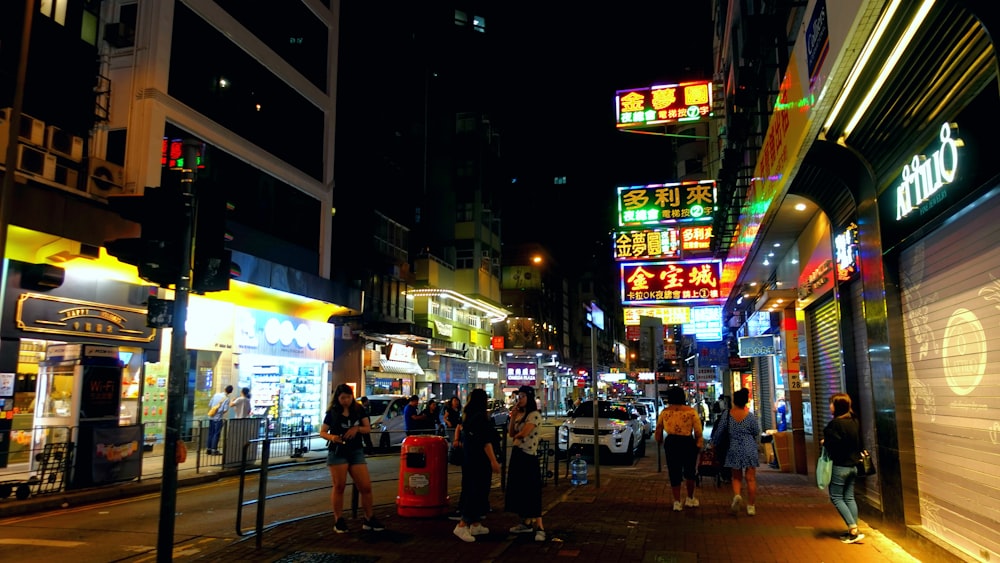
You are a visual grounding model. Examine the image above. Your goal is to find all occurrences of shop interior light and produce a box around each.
[842,0,935,140]
[821,0,903,137]
[406,288,509,321]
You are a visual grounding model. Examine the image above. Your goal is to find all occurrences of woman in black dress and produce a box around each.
[453,389,502,542]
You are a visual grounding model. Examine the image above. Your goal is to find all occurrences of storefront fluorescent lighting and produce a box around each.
[407,289,509,321]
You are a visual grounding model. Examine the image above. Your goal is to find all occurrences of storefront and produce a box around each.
[0,259,161,476]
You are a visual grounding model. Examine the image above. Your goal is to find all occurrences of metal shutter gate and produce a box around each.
[806,295,843,434]
[899,191,1000,561]
[754,355,773,431]
[848,279,881,510]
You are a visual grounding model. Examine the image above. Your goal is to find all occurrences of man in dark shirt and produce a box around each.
[403,395,427,436]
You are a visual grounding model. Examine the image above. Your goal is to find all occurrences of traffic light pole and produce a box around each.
[157,139,198,562]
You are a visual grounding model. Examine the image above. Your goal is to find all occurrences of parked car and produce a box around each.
[632,402,653,439]
[486,398,510,426]
[557,400,645,464]
[366,394,409,449]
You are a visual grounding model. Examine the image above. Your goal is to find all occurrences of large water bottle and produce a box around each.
[570,454,588,486]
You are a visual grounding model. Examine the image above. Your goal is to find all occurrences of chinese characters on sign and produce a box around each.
[505,362,537,385]
[616,80,714,128]
[613,228,681,260]
[680,226,713,252]
[620,260,722,304]
[618,181,716,226]
[623,306,690,326]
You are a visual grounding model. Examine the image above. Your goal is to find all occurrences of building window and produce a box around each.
[472,15,486,32]
[456,241,474,269]
[455,10,468,26]
[554,176,567,185]
[457,202,474,223]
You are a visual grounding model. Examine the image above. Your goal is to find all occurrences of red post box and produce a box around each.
[396,435,449,517]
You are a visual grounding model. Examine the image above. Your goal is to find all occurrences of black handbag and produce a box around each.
[449,445,463,466]
[856,449,876,476]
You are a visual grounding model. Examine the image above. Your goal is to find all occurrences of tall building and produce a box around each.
[334,2,507,401]
[0,1,359,482]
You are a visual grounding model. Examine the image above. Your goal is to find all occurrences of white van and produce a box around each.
[366,394,410,449]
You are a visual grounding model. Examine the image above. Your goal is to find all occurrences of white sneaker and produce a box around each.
[509,523,534,534]
[684,497,700,508]
[747,504,756,516]
[534,529,546,542]
[453,524,475,542]
[731,494,742,513]
[470,523,489,536]
[673,501,683,511]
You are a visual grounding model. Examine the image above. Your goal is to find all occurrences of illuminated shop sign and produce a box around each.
[834,223,858,281]
[161,138,205,169]
[623,306,690,326]
[738,335,778,357]
[616,80,714,129]
[617,180,716,226]
[682,306,723,342]
[681,225,712,252]
[896,122,962,220]
[613,227,680,260]
[506,362,537,384]
[620,260,722,304]
[235,308,333,358]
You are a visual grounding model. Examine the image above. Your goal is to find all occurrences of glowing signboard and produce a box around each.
[623,307,690,326]
[681,225,713,252]
[620,260,722,304]
[834,223,858,281]
[616,80,714,129]
[613,228,681,260]
[682,305,724,342]
[617,180,716,226]
[161,138,206,169]
[896,122,961,220]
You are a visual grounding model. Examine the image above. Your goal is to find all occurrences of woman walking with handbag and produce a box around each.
[823,393,865,544]
[712,387,760,515]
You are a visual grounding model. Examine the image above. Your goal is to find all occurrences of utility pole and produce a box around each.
[156,139,198,562]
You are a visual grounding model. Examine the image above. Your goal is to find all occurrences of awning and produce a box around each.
[379,358,424,376]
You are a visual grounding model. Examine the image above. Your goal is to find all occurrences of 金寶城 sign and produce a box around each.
[618,180,716,226]
[616,80,714,128]
[620,260,721,304]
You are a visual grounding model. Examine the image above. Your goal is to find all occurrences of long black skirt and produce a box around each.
[504,447,542,518]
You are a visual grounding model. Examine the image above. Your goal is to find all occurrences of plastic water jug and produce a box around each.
[570,454,588,486]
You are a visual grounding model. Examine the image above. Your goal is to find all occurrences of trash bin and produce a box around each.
[396,435,449,517]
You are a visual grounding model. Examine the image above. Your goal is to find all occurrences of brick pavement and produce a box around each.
[194,452,958,563]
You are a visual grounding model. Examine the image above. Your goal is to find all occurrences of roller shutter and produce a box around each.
[899,190,1000,561]
[848,279,881,510]
[806,295,843,434]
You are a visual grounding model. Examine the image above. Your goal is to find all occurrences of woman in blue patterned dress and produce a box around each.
[711,387,760,515]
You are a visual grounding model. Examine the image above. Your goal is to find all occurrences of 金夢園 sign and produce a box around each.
[613,227,680,260]
[616,80,714,129]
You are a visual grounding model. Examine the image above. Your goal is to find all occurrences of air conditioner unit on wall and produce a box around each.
[17,144,57,180]
[45,126,84,162]
[0,107,45,147]
[54,164,82,192]
[87,157,126,198]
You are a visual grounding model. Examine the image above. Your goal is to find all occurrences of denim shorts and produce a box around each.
[326,445,366,466]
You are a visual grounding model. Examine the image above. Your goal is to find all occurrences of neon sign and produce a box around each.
[617,180,716,226]
[681,225,713,251]
[896,122,962,220]
[613,228,681,260]
[623,306,690,326]
[616,80,714,128]
[834,223,858,281]
[620,260,722,304]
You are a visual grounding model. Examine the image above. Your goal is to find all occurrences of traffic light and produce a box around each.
[105,187,187,287]
[191,184,232,293]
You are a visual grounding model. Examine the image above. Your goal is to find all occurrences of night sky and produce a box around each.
[488,4,716,263]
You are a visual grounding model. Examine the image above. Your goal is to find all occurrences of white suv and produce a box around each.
[366,394,409,449]
[558,400,646,464]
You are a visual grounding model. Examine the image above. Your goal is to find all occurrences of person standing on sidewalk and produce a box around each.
[206,385,232,455]
[505,385,546,542]
[655,386,704,511]
[453,388,501,542]
[359,396,374,453]
[823,392,865,544]
[320,383,384,534]
[713,387,760,516]
[229,387,251,418]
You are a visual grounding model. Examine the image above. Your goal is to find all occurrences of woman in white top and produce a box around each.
[230,387,251,418]
[504,385,546,542]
